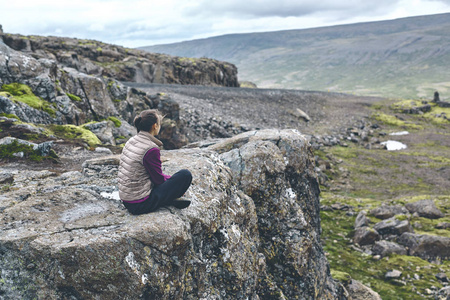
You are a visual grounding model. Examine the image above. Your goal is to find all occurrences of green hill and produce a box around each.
[140,13,450,100]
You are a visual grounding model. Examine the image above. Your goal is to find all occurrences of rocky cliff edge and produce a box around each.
[1,31,239,87]
[0,129,345,299]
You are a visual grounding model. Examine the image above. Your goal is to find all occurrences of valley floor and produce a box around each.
[2,82,449,299]
[126,83,450,299]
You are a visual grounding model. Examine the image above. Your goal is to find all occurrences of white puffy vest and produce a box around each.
[118,131,163,201]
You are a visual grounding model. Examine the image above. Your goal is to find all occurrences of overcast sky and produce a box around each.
[1,0,450,48]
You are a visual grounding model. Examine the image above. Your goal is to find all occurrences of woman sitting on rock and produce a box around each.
[118,109,192,215]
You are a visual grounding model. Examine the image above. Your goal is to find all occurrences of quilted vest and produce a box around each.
[118,131,163,201]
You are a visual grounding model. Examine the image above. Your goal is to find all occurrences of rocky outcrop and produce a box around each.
[0,40,186,149]
[0,129,344,299]
[350,201,449,263]
[1,33,239,87]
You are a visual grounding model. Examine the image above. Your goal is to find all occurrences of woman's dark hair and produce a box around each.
[133,109,162,133]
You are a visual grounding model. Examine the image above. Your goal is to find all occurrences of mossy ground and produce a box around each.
[319,98,449,299]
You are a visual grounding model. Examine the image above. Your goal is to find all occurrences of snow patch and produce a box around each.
[389,131,409,136]
[381,140,407,151]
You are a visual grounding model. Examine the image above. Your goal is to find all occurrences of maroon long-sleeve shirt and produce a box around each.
[143,148,171,185]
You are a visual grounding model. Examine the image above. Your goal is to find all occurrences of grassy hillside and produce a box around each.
[318,98,449,299]
[141,13,450,100]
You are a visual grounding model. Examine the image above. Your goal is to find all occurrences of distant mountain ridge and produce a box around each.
[141,13,450,99]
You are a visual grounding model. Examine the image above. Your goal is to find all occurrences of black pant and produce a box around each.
[123,169,192,215]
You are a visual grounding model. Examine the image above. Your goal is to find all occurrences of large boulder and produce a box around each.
[353,227,381,246]
[344,279,382,300]
[0,129,343,299]
[397,232,450,261]
[372,240,407,257]
[373,217,413,237]
[405,199,444,219]
[369,204,408,220]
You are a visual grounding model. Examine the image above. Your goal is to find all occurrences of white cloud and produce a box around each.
[189,0,399,18]
[0,0,449,47]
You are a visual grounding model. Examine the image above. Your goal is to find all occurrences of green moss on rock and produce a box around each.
[0,139,57,162]
[0,113,20,120]
[67,93,82,102]
[0,83,56,116]
[107,116,121,127]
[47,124,101,147]
[331,270,352,284]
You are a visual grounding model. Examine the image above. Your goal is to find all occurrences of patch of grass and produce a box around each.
[411,216,450,238]
[389,182,433,194]
[47,124,101,147]
[391,99,424,111]
[328,145,358,159]
[415,140,445,148]
[396,151,450,167]
[422,105,450,124]
[371,103,384,110]
[372,112,423,130]
[0,83,56,116]
[320,192,381,209]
